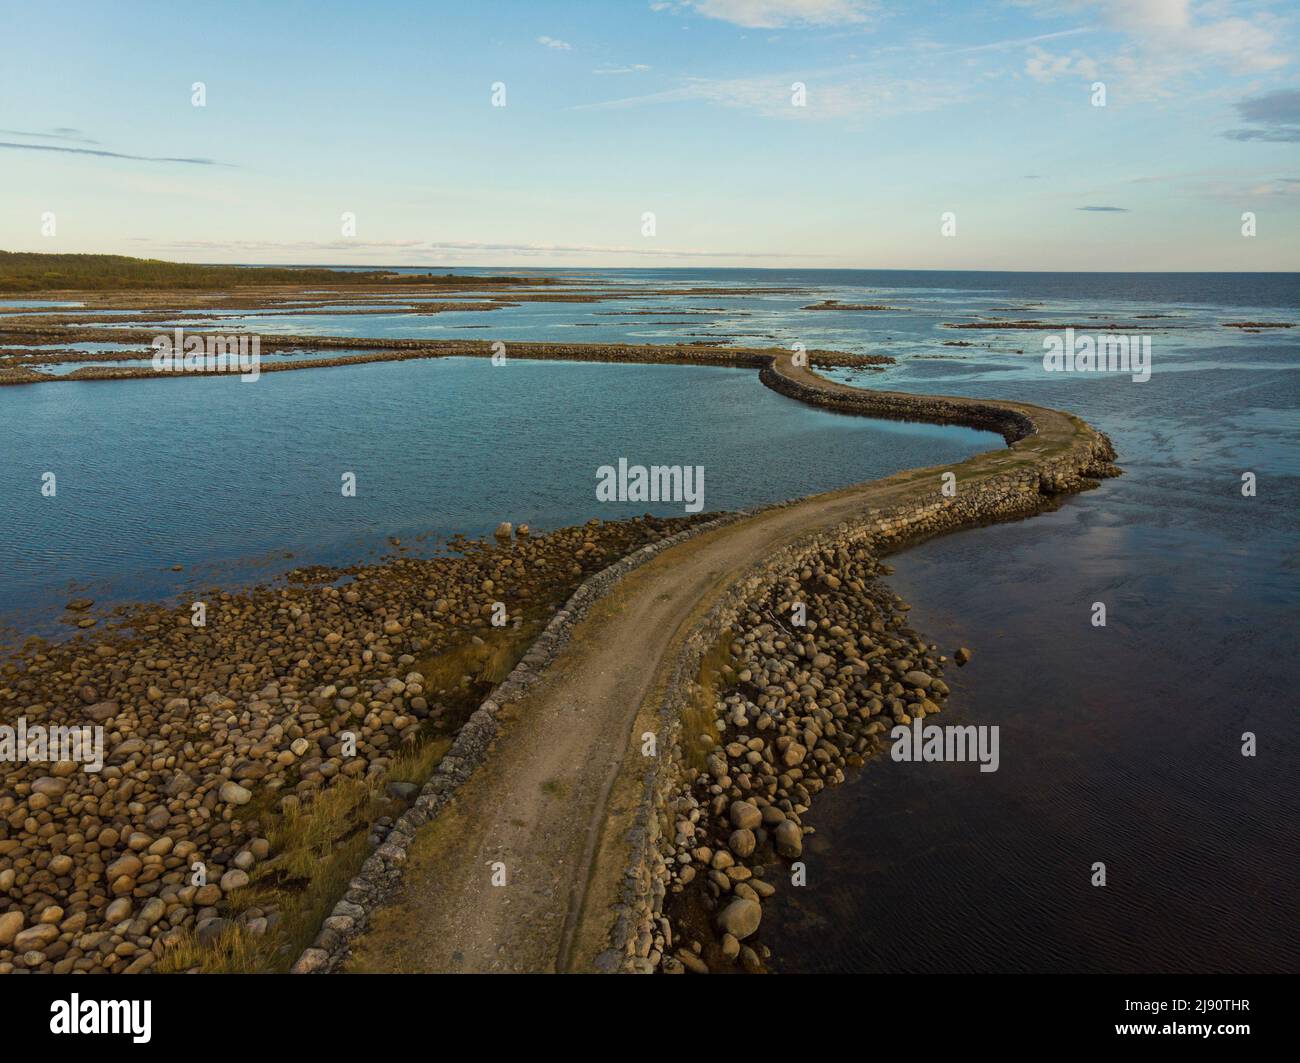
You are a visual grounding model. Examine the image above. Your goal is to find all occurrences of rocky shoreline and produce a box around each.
[0,515,707,973]
[611,535,949,973]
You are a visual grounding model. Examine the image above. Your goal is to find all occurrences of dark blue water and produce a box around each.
[737,272,1300,973]
[240,265,1298,312]
[762,485,1300,974]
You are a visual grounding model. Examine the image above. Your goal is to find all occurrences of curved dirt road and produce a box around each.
[346,356,1090,973]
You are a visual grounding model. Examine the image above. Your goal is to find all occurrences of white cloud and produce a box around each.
[578,64,959,120]
[145,237,819,260]
[592,64,652,75]
[651,0,876,30]
[537,36,572,50]
[1121,169,1300,199]
[1018,1,1289,81]
[1024,45,1099,82]
[1104,0,1287,72]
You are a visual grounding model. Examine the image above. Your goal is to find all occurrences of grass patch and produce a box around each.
[155,922,264,975]
[155,610,561,973]
[414,625,536,698]
[157,735,451,973]
[682,627,735,772]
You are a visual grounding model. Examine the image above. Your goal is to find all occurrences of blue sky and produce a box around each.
[2,0,1298,269]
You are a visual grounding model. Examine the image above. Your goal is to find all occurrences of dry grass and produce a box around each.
[681,627,735,772]
[416,640,487,694]
[414,623,538,699]
[480,638,522,685]
[157,735,451,973]
[155,611,565,972]
[155,922,264,975]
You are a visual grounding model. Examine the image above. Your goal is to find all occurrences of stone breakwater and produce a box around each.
[759,363,1036,444]
[601,528,937,973]
[600,357,1119,973]
[0,335,891,385]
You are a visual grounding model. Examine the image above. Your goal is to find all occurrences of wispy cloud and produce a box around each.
[1223,87,1300,142]
[538,35,572,50]
[0,142,227,166]
[1123,167,1300,200]
[583,27,1093,119]
[1077,205,1129,212]
[577,65,958,120]
[937,27,1093,57]
[650,0,876,30]
[593,64,652,75]
[0,127,98,144]
[1225,128,1300,143]
[1185,175,1300,198]
[143,237,821,259]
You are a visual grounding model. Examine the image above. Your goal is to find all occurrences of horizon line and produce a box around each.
[3,250,1297,275]
[134,260,1300,276]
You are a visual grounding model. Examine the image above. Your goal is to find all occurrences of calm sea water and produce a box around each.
[740,270,1298,973]
[3,268,1297,971]
[0,355,989,633]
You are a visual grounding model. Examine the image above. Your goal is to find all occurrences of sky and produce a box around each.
[1,0,1298,270]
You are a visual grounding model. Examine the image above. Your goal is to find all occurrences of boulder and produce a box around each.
[774,819,803,858]
[729,800,762,830]
[728,828,756,858]
[716,897,762,941]
[0,912,23,947]
[219,781,252,806]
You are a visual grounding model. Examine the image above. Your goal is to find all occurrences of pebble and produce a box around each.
[773,819,803,858]
[728,828,756,858]
[675,949,709,974]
